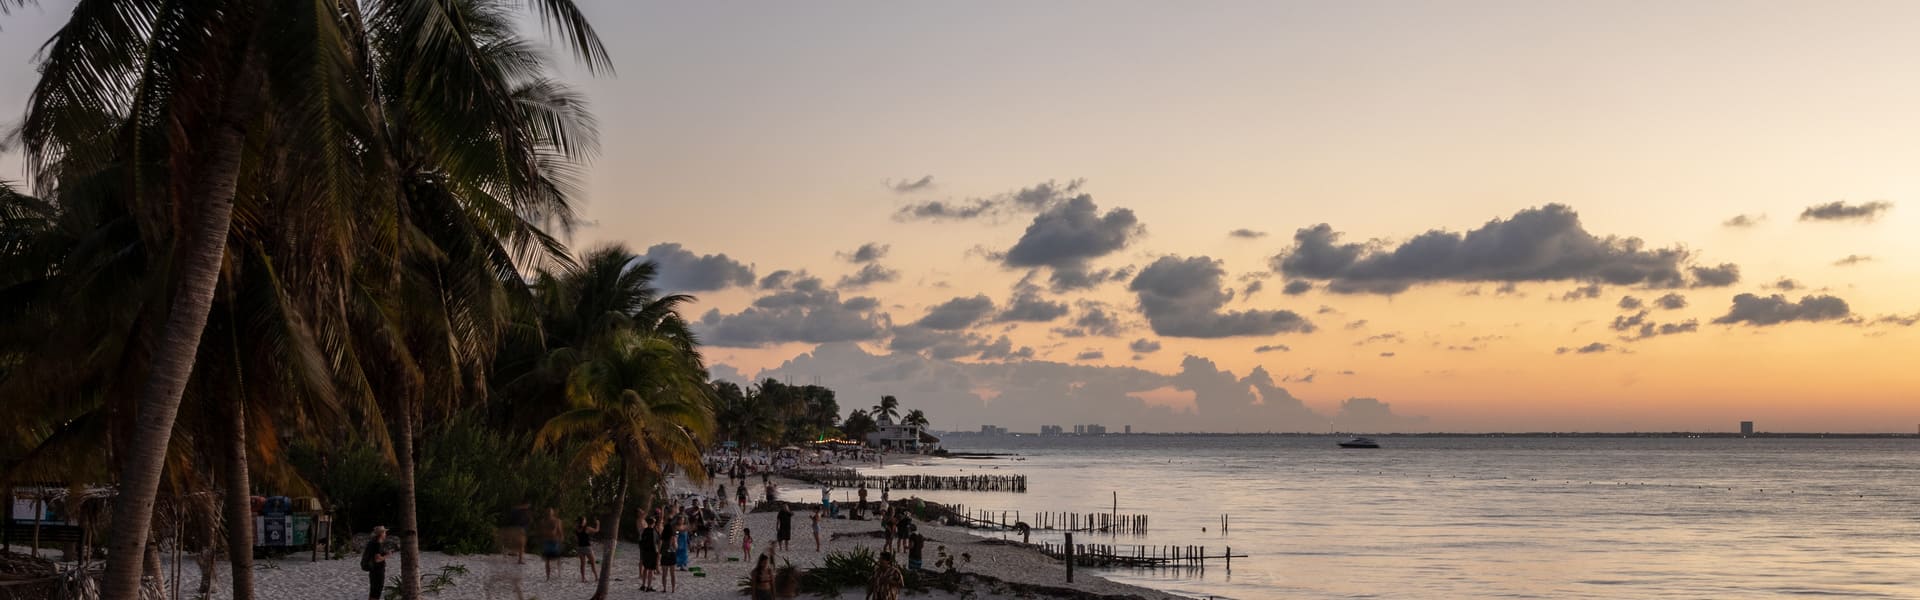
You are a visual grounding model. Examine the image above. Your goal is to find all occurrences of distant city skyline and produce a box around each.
[5,1,1918,432]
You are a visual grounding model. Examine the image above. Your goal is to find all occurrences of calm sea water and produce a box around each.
[813,435,1920,599]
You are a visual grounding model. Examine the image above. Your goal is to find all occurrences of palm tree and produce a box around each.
[841,409,878,445]
[902,409,930,430]
[873,395,902,423]
[527,249,713,600]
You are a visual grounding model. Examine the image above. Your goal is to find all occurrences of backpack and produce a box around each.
[360,545,374,571]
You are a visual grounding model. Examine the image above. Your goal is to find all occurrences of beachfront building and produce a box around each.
[1039,425,1064,435]
[1084,424,1108,435]
[866,414,938,451]
[1740,421,1755,435]
[980,425,1008,435]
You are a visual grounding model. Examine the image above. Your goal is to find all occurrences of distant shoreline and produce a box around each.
[939,431,1920,439]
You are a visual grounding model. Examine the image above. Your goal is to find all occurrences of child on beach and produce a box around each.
[811,507,823,551]
[742,528,754,562]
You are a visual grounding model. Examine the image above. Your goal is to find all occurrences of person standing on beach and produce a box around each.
[538,508,565,580]
[821,484,834,518]
[574,516,599,582]
[637,517,658,591]
[857,483,869,519]
[810,507,823,551]
[506,500,532,564]
[742,527,754,562]
[736,482,748,509]
[361,526,389,600]
[675,516,691,569]
[867,552,904,600]
[718,482,728,509]
[748,554,776,600]
[776,505,794,551]
[658,519,677,593]
[907,532,925,572]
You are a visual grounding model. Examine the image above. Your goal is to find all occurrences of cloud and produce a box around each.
[1344,320,1369,330]
[1611,311,1700,340]
[916,294,996,330]
[1002,193,1146,291]
[1282,280,1313,296]
[1833,254,1874,267]
[699,285,888,347]
[1129,338,1162,353]
[888,175,936,194]
[836,263,900,289]
[1334,398,1426,430]
[1654,292,1688,310]
[1556,342,1614,354]
[643,242,756,291]
[1618,296,1644,310]
[1870,312,1920,327]
[1378,352,1397,358]
[1558,283,1604,301]
[1075,349,1106,360]
[996,286,1070,323]
[1053,301,1125,337]
[1771,278,1802,292]
[1355,332,1403,346]
[1228,228,1268,239]
[890,327,1034,361]
[1688,263,1740,287]
[1799,200,1893,223]
[1712,293,1851,326]
[1253,344,1290,353]
[894,179,1084,222]
[1131,255,1316,338]
[758,269,812,290]
[1274,204,1703,294]
[1242,279,1266,299]
[838,243,891,263]
[1722,214,1765,228]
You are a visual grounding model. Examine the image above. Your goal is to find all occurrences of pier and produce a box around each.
[786,468,1027,492]
[945,505,1150,534]
[1041,541,1246,570]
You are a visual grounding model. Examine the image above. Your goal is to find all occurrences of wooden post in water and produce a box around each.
[1065,532,1075,583]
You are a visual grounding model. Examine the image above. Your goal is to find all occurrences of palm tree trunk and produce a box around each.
[224,396,255,600]
[396,413,422,600]
[100,54,263,600]
[589,475,626,600]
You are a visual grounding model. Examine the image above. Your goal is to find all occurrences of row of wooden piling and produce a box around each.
[786,468,1027,492]
[947,505,1150,534]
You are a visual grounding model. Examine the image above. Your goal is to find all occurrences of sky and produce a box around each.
[5,1,1919,432]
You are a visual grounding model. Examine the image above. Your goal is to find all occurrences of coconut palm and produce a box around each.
[873,395,902,424]
[902,409,930,430]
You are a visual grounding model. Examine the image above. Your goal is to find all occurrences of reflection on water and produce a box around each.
[788,436,1920,599]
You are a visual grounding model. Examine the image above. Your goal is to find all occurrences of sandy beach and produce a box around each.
[154,491,1179,600]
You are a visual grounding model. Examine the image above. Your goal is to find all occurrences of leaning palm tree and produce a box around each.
[873,395,902,423]
[902,409,930,430]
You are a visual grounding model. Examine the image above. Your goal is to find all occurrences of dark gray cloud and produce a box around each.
[1075,349,1106,360]
[1355,332,1403,346]
[1800,200,1893,223]
[644,242,756,291]
[1712,293,1852,326]
[894,179,1084,222]
[836,263,900,289]
[838,243,891,263]
[699,285,887,347]
[890,327,1033,361]
[1052,301,1125,338]
[1273,204,1712,294]
[1870,313,1920,327]
[996,286,1070,322]
[1654,292,1688,310]
[1771,278,1802,292]
[1131,255,1316,338]
[758,269,808,290]
[976,335,1036,361]
[1611,311,1700,340]
[1228,228,1269,239]
[1253,344,1290,353]
[1618,296,1644,310]
[1722,214,1765,228]
[1556,342,1614,355]
[1282,280,1313,296]
[1042,265,1136,292]
[888,175,935,194]
[1689,263,1741,288]
[1834,254,1874,266]
[1242,279,1266,299]
[1129,338,1162,353]
[1002,194,1145,291]
[1558,283,1604,301]
[916,294,996,330]
[1344,320,1369,330]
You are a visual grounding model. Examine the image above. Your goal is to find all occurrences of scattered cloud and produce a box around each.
[1129,338,1162,353]
[1771,278,1802,292]
[1242,279,1266,299]
[1228,228,1268,239]
[758,269,809,290]
[1273,204,1705,294]
[1722,213,1766,228]
[699,283,887,347]
[887,175,936,194]
[1075,349,1106,360]
[1712,293,1852,326]
[838,243,891,263]
[1053,301,1125,338]
[1618,296,1644,310]
[1378,352,1397,358]
[1282,280,1313,296]
[1868,312,1920,327]
[1612,310,1700,340]
[1688,263,1741,287]
[1131,255,1316,338]
[1355,332,1404,346]
[916,294,996,330]
[894,179,1084,222]
[643,242,756,291]
[1335,398,1427,430]
[1654,292,1688,310]
[996,286,1071,322]
[1558,283,1604,301]
[1799,200,1893,223]
[1833,254,1874,267]
[1001,192,1146,291]
[1253,344,1290,353]
[836,263,900,289]
[1344,320,1369,330]
[1556,342,1614,355]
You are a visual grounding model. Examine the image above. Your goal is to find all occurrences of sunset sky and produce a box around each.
[5,1,1918,432]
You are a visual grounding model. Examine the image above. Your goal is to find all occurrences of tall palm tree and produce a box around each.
[873,395,902,423]
[902,409,929,430]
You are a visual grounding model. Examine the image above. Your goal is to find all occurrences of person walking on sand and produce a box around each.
[810,507,823,552]
[867,551,904,600]
[361,526,390,600]
[857,483,869,517]
[741,527,754,562]
[574,516,599,582]
[718,482,728,509]
[736,481,748,509]
[776,505,794,552]
[658,519,677,593]
[538,508,565,580]
[505,500,532,564]
[636,517,658,591]
[881,507,896,553]
[748,554,776,600]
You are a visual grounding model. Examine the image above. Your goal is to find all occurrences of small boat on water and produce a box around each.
[1337,437,1380,449]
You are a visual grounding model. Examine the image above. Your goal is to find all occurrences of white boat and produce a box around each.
[1337,437,1380,449]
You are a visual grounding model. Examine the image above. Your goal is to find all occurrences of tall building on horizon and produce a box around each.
[1740,421,1755,435]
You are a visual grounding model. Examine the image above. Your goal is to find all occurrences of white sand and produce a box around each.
[160,503,1182,600]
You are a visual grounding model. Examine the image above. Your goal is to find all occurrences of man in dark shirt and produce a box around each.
[775,505,793,551]
[907,532,925,571]
[362,526,390,600]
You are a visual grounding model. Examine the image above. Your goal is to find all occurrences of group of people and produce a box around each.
[635,499,724,593]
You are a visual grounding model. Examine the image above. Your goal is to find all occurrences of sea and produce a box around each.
[802,435,1920,599]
